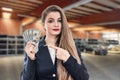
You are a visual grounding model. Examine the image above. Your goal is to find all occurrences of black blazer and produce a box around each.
[21,37,89,80]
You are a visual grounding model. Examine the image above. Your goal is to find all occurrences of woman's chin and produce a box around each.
[51,33,60,36]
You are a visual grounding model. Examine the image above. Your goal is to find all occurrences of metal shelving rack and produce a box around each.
[0,35,25,55]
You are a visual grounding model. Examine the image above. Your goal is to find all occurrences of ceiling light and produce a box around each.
[2,12,11,19]
[2,7,13,12]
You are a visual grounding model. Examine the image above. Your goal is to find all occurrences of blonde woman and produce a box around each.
[21,5,89,80]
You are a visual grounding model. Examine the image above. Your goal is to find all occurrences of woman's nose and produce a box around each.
[54,21,59,27]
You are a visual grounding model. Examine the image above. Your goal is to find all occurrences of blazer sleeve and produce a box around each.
[20,54,36,80]
[62,47,89,80]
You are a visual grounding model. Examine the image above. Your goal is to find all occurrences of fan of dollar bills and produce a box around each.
[22,28,41,53]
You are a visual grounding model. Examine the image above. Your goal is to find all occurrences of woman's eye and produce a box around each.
[58,19,62,23]
[48,20,54,23]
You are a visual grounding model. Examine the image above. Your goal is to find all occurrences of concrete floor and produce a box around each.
[82,53,120,80]
[0,55,24,80]
[0,53,120,80]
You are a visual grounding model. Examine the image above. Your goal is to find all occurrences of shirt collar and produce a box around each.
[39,36,46,46]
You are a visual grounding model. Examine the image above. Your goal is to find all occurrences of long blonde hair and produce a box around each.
[41,5,81,80]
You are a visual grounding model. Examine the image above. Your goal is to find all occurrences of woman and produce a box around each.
[21,5,89,80]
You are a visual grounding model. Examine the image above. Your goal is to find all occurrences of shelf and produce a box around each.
[0,35,25,55]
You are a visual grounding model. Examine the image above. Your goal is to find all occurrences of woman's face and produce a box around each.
[44,12,62,36]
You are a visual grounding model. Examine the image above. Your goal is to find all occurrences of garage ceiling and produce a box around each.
[0,0,79,19]
[0,0,120,32]
[65,0,120,25]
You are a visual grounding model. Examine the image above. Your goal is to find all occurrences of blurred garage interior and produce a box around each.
[0,0,120,80]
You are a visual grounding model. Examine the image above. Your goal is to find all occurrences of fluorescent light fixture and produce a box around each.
[17,14,35,18]
[2,7,13,12]
[2,12,11,19]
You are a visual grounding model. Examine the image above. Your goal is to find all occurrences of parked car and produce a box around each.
[84,39,98,52]
[74,38,85,52]
[85,39,108,55]
[94,45,108,55]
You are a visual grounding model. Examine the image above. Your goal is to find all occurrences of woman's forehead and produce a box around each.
[46,12,61,19]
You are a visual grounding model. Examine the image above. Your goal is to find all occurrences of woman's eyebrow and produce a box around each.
[48,18,54,20]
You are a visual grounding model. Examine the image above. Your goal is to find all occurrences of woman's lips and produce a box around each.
[53,29,59,31]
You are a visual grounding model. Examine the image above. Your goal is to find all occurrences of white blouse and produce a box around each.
[48,47,56,64]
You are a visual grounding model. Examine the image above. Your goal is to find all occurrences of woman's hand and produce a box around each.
[24,41,36,60]
[48,45,70,62]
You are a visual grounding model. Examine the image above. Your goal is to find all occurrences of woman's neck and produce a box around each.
[45,35,57,46]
